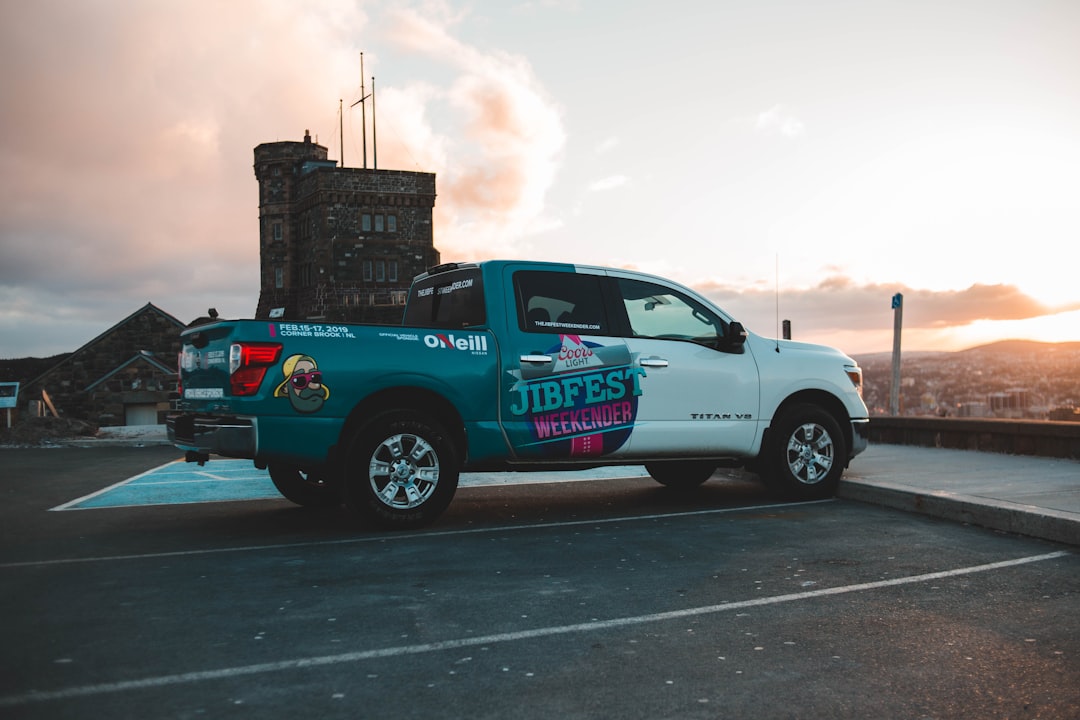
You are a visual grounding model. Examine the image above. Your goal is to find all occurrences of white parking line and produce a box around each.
[3,499,832,569]
[0,550,1068,708]
[49,461,179,511]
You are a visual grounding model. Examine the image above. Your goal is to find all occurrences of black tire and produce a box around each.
[762,403,846,500]
[645,460,717,489]
[341,411,459,529]
[268,464,340,507]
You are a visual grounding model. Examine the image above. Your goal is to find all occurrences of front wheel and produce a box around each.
[268,464,340,507]
[645,461,717,490]
[762,404,846,500]
[341,411,459,529]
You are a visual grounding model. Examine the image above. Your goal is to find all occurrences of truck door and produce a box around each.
[610,275,761,456]
[498,266,639,460]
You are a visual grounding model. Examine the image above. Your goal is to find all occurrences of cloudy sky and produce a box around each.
[2,0,1079,359]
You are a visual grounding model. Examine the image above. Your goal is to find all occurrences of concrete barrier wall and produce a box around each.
[868,417,1080,460]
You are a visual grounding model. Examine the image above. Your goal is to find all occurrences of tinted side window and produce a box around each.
[403,268,486,328]
[617,278,723,345]
[514,271,610,335]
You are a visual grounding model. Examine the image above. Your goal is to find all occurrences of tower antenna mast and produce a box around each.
[372,76,377,171]
[350,52,371,168]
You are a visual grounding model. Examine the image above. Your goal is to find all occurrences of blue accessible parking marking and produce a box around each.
[54,459,280,511]
[52,460,651,511]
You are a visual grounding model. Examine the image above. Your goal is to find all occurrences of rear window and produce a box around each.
[403,268,486,328]
[513,270,610,335]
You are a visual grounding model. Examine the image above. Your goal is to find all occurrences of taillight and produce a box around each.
[229,342,282,396]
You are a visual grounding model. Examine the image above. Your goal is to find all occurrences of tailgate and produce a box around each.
[177,322,285,407]
[170,321,283,459]
[177,322,236,406]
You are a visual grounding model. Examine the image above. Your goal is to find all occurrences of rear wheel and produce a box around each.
[268,465,340,507]
[763,404,846,500]
[341,411,459,529]
[645,460,717,490]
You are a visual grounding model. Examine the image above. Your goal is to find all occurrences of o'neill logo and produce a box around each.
[424,333,489,354]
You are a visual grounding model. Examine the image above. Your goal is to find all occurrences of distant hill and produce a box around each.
[957,339,1080,356]
[0,354,70,383]
[853,340,1080,363]
[850,350,945,363]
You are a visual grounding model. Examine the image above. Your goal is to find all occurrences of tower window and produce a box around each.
[387,214,397,232]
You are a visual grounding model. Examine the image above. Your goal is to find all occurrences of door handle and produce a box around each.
[521,354,553,364]
[639,357,669,368]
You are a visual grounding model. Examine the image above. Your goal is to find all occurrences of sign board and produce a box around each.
[0,382,18,409]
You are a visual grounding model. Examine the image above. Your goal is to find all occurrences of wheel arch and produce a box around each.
[334,386,467,464]
[764,390,854,465]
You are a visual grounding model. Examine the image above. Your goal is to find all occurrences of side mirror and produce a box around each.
[719,321,747,352]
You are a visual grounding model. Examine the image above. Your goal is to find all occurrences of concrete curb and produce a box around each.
[57,425,172,448]
[838,479,1080,547]
[52,437,174,448]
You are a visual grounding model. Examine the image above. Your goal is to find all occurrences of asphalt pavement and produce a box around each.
[51,424,1080,547]
[3,431,1078,718]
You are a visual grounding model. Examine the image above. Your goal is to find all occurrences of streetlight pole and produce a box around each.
[890,293,903,415]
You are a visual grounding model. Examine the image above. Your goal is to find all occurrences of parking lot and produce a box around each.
[1,446,1077,719]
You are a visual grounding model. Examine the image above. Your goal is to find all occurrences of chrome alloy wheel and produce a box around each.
[368,432,441,509]
[784,422,836,485]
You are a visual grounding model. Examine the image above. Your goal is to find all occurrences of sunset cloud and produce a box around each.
[755,104,805,137]
[384,5,565,258]
[587,175,629,192]
[1,2,1076,359]
[595,137,620,154]
[698,277,1077,338]
[0,1,565,355]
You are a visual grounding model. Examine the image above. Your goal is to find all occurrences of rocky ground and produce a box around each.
[0,417,100,446]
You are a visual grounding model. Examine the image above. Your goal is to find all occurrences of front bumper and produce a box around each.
[166,412,257,459]
[850,418,870,458]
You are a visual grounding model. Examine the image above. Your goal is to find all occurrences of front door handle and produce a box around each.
[640,357,669,368]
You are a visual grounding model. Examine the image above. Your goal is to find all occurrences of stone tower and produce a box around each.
[253,130,439,322]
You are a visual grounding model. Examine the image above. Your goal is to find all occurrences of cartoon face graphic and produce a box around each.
[273,354,330,413]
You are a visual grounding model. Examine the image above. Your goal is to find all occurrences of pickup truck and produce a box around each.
[168,260,869,529]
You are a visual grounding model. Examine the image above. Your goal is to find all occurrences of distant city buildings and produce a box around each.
[253,131,441,323]
[858,345,1080,421]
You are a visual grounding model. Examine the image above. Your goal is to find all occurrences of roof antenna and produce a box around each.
[372,75,377,171]
[775,253,781,353]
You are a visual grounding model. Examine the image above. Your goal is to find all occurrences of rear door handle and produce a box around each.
[521,354,553,364]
